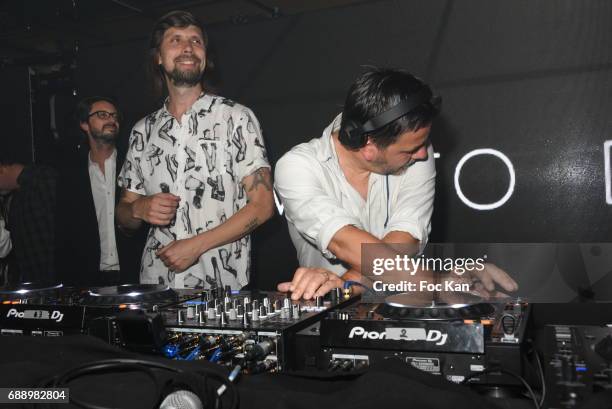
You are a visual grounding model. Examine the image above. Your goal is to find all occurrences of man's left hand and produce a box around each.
[451,262,518,299]
[156,237,203,272]
[277,267,344,300]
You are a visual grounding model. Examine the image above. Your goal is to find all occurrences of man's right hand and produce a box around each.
[278,267,344,301]
[133,193,180,226]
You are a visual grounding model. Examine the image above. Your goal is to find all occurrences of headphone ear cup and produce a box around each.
[340,120,366,149]
[338,121,354,146]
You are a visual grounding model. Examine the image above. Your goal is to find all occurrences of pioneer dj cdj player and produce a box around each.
[313,291,530,385]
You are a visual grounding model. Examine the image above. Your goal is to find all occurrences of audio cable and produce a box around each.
[343,280,371,292]
[533,349,546,408]
[461,366,539,409]
[36,358,239,409]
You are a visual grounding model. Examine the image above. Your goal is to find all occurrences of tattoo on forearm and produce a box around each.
[247,168,272,192]
[244,218,259,234]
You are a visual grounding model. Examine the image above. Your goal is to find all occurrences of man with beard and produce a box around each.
[275,68,517,300]
[56,96,145,286]
[117,11,274,289]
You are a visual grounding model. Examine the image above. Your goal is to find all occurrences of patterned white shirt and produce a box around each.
[118,94,269,289]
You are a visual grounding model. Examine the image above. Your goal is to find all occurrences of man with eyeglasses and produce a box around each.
[56,96,146,287]
[116,11,274,289]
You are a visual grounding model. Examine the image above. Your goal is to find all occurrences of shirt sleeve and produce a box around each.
[385,144,436,246]
[274,151,361,259]
[232,107,271,183]
[0,219,11,258]
[118,119,147,195]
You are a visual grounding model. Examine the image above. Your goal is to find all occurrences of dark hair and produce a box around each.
[75,96,120,124]
[0,144,28,165]
[148,10,211,97]
[339,67,440,150]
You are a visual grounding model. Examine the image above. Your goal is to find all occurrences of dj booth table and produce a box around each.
[0,335,533,409]
[0,284,611,409]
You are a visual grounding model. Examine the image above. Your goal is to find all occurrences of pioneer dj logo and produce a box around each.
[348,327,388,340]
[347,326,448,345]
[6,308,64,323]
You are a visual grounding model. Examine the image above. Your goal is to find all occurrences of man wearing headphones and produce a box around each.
[274,68,517,300]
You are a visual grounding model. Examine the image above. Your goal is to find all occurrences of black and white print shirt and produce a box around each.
[118,94,270,289]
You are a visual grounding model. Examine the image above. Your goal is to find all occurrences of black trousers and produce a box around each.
[92,270,121,287]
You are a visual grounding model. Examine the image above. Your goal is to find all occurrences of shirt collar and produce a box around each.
[88,148,117,168]
[319,113,382,189]
[160,91,209,118]
[317,113,343,163]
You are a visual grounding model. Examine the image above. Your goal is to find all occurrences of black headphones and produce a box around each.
[339,86,441,149]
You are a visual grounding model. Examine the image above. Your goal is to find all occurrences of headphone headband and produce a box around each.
[360,87,433,134]
[342,86,440,148]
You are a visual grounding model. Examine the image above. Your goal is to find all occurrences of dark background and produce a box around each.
[0,0,610,290]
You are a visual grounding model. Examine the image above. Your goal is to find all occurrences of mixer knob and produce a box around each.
[292,305,301,319]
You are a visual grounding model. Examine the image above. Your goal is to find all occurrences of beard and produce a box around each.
[372,156,415,176]
[390,159,416,175]
[164,58,204,87]
[91,125,118,145]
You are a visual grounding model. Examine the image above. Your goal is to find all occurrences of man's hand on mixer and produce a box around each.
[277,267,344,301]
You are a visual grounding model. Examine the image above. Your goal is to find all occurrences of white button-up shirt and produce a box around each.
[118,94,269,289]
[88,150,120,271]
[274,114,435,276]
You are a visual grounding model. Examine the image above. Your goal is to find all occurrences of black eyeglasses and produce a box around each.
[89,111,120,121]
